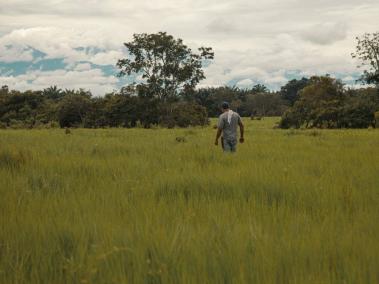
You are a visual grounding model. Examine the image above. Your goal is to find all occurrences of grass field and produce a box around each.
[0,118,378,283]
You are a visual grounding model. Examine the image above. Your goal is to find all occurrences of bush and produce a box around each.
[159,102,209,128]
[279,76,378,129]
[340,100,376,128]
[279,110,302,129]
[8,119,27,129]
[58,94,92,128]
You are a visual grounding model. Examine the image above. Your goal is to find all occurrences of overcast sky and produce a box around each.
[0,0,378,95]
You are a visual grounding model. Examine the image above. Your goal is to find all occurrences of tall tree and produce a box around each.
[1,85,9,95]
[280,78,309,106]
[352,32,379,86]
[117,32,214,101]
[57,90,92,127]
[42,86,64,100]
[279,76,346,128]
[251,84,269,94]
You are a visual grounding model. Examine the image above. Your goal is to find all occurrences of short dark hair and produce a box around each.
[221,101,229,109]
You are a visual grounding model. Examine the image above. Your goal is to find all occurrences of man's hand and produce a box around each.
[239,137,245,144]
[215,128,222,146]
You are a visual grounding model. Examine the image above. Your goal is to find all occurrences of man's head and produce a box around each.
[221,101,230,112]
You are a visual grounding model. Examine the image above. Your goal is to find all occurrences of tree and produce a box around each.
[57,90,92,128]
[0,90,44,127]
[279,76,378,129]
[42,86,64,100]
[280,78,309,105]
[279,76,345,128]
[159,102,209,128]
[1,85,9,95]
[352,32,379,86]
[251,84,269,94]
[340,90,377,128]
[245,93,287,117]
[102,93,139,128]
[117,32,214,101]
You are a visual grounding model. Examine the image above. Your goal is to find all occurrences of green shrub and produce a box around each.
[279,77,378,129]
[58,93,92,128]
[159,102,209,128]
[8,119,27,129]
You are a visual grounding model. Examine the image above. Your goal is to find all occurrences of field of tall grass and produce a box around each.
[0,118,378,283]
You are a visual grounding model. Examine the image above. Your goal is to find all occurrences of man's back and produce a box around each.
[214,103,244,152]
[217,111,241,141]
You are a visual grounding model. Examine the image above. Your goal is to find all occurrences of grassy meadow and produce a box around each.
[0,117,378,283]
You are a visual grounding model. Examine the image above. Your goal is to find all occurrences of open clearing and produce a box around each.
[0,118,378,283]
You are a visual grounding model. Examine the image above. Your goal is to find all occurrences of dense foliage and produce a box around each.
[117,32,214,101]
[0,79,377,129]
[279,78,310,106]
[352,32,379,86]
[0,87,210,129]
[0,85,284,129]
[279,76,379,129]
[187,86,288,117]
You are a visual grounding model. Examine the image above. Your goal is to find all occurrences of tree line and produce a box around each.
[0,84,286,129]
[1,78,377,129]
[0,32,378,129]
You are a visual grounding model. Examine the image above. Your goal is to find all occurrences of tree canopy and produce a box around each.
[117,32,214,101]
[280,78,310,106]
[352,32,379,86]
[279,76,378,129]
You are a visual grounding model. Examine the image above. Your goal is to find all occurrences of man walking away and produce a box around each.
[215,102,244,152]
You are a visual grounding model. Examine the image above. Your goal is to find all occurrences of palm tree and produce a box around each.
[42,86,64,100]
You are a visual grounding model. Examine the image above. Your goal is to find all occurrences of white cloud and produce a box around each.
[0,69,118,96]
[236,79,254,88]
[0,27,125,66]
[206,18,239,34]
[89,50,124,66]
[0,44,34,63]
[301,22,348,45]
[74,63,92,71]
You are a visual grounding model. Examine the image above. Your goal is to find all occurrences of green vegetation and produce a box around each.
[279,76,379,129]
[352,32,379,85]
[117,32,214,102]
[1,118,378,283]
[1,81,377,130]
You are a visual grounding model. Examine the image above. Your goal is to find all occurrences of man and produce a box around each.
[215,102,244,152]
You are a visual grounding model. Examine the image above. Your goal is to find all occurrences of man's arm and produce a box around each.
[215,128,222,146]
[215,116,224,146]
[239,119,244,143]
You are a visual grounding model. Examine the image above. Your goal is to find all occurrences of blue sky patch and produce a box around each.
[0,58,67,75]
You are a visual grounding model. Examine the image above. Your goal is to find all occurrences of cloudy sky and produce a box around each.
[0,0,378,95]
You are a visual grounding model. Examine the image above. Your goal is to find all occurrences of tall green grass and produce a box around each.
[0,118,378,283]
